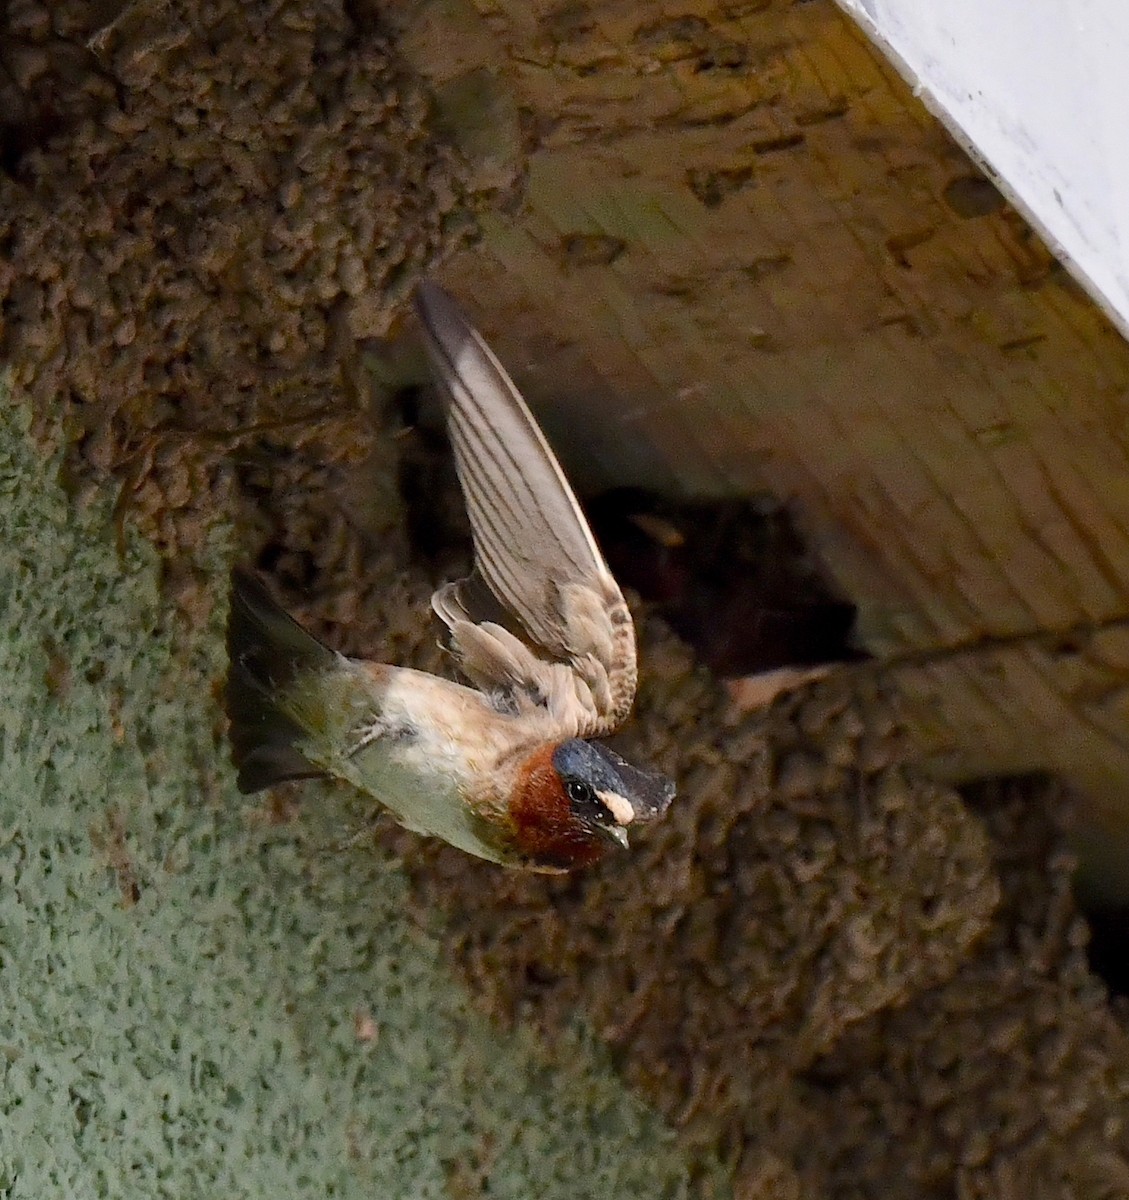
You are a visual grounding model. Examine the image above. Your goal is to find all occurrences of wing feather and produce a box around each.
[414,281,637,734]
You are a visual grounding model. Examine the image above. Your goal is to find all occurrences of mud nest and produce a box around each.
[0,0,495,567]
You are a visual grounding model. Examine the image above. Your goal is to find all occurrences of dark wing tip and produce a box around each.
[414,281,472,360]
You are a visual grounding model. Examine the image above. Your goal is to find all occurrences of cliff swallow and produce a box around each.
[225,282,675,872]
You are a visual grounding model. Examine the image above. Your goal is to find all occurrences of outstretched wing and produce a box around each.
[414,281,636,736]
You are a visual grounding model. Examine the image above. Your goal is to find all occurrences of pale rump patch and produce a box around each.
[597,789,635,826]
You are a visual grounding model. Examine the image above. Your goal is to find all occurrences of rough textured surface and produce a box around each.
[796,777,1129,1198]
[0,396,716,1200]
[0,0,499,568]
[395,638,1005,1178]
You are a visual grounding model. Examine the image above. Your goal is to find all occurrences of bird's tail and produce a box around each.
[225,568,337,794]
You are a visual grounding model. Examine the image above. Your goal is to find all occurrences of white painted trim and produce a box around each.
[837,0,1129,340]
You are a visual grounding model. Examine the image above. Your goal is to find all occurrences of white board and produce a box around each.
[837,0,1129,338]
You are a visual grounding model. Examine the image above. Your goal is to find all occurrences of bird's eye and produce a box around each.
[566,780,595,805]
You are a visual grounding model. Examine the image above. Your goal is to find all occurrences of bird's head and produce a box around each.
[509,738,676,871]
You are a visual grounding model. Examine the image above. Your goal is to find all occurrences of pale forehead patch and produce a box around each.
[596,789,635,826]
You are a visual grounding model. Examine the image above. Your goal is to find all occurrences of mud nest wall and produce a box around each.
[0,0,506,574]
[393,634,1129,1199]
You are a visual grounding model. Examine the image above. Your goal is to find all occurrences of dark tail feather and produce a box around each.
[225,568,333,794]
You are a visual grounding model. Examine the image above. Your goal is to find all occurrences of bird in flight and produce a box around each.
[225,282,675,872]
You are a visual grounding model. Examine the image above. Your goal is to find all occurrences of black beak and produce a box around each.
[596,822,631,851]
